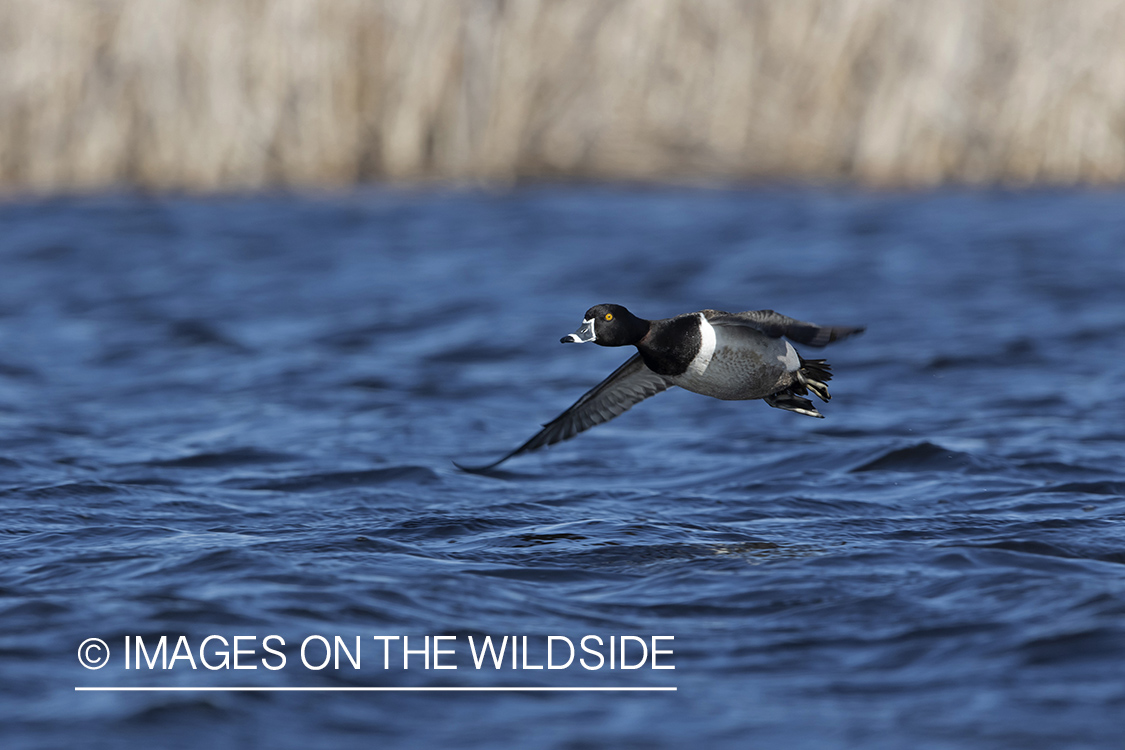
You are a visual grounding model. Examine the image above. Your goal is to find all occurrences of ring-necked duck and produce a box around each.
[457,304,864,472]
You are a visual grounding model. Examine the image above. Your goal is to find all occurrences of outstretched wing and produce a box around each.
[705,310,865,347]
[455,354,671,472]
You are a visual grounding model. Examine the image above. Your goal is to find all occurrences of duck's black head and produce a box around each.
[560,304,650,347]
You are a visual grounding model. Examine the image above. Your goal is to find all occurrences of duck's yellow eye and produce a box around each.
[605,313,613,321]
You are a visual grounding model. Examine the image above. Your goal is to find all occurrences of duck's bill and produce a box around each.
[560,318,596,344]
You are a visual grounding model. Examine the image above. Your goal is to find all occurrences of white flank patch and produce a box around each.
[687,314,717,376]
[778,341,800,371]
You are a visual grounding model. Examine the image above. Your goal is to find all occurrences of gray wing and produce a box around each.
[705,310,865,347]
[455,354,671,472]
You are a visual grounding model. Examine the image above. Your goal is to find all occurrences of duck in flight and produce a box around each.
[456,304,864,472]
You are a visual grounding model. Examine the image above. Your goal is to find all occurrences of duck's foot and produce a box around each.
[763,390,824,418]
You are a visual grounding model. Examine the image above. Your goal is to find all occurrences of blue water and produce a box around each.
[2,188,1124,749]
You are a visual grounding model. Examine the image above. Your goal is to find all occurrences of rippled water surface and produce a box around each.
[2,188,1124,749]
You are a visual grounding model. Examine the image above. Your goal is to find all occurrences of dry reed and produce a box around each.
[2,0,1124,191]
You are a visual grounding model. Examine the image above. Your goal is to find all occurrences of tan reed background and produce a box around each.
[3,0,1125,191]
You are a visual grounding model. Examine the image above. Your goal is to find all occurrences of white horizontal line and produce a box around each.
[75,686,676,692]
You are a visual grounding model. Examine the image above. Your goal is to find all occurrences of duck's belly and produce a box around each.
[670,325,796,401]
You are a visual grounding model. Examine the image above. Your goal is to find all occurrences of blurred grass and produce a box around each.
[2,0,1124,191]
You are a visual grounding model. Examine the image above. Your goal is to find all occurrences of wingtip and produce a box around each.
[826,324,866,344]
[453,456,514,474]
[452,459,495,474]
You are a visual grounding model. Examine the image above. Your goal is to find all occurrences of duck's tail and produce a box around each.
[763,356,832,418]
[797,357,832,402]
